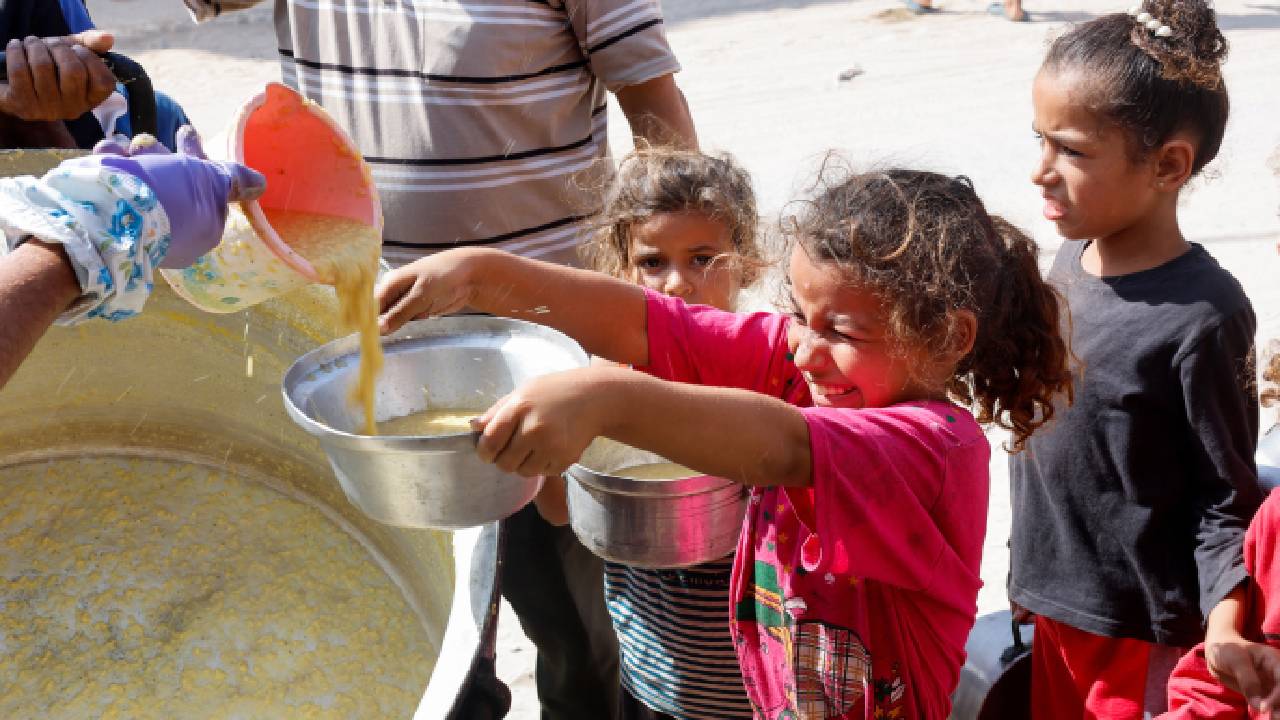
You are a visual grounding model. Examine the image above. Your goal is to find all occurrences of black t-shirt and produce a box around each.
[1009,240,1261,646]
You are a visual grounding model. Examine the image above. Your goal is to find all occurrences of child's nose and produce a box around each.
[663,270,694,299]
[790,328,827,370]
[1031,151,1055,187]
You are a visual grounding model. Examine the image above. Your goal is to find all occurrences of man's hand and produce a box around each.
[0,32,116,121]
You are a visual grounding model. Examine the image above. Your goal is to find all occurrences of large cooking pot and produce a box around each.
[2,144,517,719]
[0,136,504,710]
[0,275,468,714]
[949,610,1034,720]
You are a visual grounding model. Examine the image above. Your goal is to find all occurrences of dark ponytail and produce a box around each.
[789,168,1072,451]
[1042,0,1228,175]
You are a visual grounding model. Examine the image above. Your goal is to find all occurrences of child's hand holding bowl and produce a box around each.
[470,368,619,479]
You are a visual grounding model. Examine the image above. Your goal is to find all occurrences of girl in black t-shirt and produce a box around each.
[1009,1,1262,717]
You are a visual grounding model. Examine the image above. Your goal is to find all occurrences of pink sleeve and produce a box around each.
[641,289,803,398]
[1161,645,1250,719]
[1159,492,1280,719]
[1245,490,1280,585]
[795,405,989,597]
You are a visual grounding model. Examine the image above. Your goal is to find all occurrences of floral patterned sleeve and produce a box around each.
[0,165,172,324]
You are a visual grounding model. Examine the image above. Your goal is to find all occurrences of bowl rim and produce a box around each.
[564,437,739,495]
[564,463,740,497]
[282,315,588,450]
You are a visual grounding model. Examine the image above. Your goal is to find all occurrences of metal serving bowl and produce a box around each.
[565,439,747,568]
[283,316,588,530]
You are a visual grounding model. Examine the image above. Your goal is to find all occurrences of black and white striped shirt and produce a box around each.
[271,0,681,266]
[605,557,755,719]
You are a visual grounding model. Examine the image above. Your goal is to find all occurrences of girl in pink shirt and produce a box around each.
[376,168,1073,718]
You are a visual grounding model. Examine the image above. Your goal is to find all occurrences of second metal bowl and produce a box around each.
[565,439,746,568]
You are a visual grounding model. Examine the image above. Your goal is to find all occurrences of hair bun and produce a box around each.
[1130,0,1227,89]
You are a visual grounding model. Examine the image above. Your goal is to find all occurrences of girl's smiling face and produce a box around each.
[785,247,939,409]
[1031,69,1164,242]
[628,211,740,311]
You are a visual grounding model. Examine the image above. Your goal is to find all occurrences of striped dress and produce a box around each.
[269,0,682,266]
[605,557,754,718]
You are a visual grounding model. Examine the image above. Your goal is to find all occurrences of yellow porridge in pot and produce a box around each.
[0,456,432,719]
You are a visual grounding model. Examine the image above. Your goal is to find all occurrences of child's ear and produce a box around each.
[943,310,978,364]
[1153,135,1196,192]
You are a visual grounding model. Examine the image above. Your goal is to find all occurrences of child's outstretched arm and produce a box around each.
[1203,584,1280,717]
[376,248,650,366]
[473,365,812,488]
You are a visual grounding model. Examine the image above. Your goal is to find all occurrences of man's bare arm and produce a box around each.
[615,73,698,150]
[0,239,80,390]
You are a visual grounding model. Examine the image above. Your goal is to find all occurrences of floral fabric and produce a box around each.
[0,165,171,323]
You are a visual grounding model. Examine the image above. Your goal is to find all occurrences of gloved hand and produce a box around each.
[73,126,266,267]
[0,124,265,324]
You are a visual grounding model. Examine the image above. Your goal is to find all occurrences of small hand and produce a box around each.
[471,370,606,479]
[1206,636,1280,717]
[376,251,477,334]
[0,32,116,121]
[72,127,266,267]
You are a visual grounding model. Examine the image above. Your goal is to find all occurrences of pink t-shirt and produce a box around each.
[642,290,990,719]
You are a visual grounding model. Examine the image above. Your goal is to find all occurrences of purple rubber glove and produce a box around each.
[79,126,266,268]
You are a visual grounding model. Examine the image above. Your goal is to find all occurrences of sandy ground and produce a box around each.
[87,0,1280,715]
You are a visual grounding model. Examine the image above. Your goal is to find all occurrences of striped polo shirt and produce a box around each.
[271,0,681,266]
[605,557,755,719]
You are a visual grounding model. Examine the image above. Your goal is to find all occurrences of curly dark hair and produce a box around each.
[1041,0,1229,176]
[580,148,766,286]
[786,168,1073,452]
